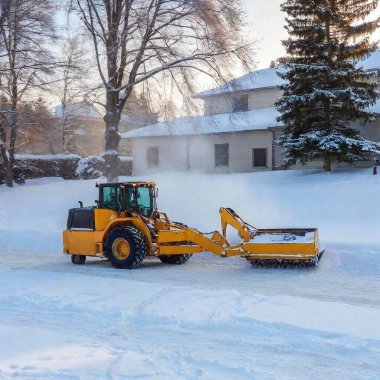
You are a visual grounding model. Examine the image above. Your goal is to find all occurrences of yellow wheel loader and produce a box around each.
[63,182,323,269]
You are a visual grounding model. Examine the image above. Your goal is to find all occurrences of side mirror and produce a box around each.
[78,201,83,208]
[155,188,159,198]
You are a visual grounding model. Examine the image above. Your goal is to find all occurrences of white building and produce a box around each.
[53,100,103,119]
[121,51,380,175]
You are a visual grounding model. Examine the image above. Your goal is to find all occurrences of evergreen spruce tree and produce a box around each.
[276,0,380,171]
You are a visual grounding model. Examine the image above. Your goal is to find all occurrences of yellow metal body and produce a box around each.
[112,238,131,260]
[63,183,322,264]
[63,210,153,257]
[157,226,320,262]
[220,207,253,242]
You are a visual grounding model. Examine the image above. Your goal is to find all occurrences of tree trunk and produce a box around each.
[61,103,67,152]
[2,133,14,188]
[104,92,121,183]
[0,144,11,187]
[323,153,332,172]
[4,159,13,187]
[5,100,18,187]
[6,130,17,187]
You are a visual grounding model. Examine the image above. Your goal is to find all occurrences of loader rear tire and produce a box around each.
[158,254,192,265]
[105,226,146,269]
[71,254,86,265]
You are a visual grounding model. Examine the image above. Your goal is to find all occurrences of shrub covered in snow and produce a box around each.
[9,154,132,183]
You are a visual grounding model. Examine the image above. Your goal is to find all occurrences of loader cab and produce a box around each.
[98,182,157,218]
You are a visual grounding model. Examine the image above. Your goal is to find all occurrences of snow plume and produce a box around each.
[0,169,379,251]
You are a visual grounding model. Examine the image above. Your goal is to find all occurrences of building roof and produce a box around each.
[122,50,380,140]
[195,67,287,98]
[53,101,103,119]
[195,50,380,98]
[121,107,281,139]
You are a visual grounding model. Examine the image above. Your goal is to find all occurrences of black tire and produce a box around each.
[158,254,192,265]
[105,226,146,269]
[71,254,86,265]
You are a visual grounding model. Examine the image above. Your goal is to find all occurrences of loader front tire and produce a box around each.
[105,226,146,269]
[158,254,192,265]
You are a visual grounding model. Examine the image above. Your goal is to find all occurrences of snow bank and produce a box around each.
[15,153,81,160]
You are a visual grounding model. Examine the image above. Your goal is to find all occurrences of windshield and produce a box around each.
[125,186,154,217]
[100,185,155,217]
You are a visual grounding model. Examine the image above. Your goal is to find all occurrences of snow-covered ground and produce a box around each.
[0,169,380,379]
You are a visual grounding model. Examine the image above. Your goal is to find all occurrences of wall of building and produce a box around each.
[248,88,283,110]
[204,96,233,115]
[131,130,274,175]
[358,120,380,142]
[203,87,283,116]
[131,82,380,175]
[132,136,189,173]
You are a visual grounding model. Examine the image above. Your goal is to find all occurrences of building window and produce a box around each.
[253,148,267,167]
[215,143,229,167]
[147,146,159,168]
[233,95,248,112]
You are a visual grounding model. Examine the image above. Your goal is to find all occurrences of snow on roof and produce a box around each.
[196,50,380,98]
[195,67,287,98]
[53,101,103,119]
[121,107,281,139]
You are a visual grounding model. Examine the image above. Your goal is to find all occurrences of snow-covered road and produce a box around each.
[0,170,380,379]
[0,248,380,379]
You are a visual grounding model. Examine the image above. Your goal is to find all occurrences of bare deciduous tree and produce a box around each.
[75,0,252,181]
[0,0,55,187]
[54,34,87,152]
[0,0,12,180]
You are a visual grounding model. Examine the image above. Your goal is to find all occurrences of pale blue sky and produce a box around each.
[57,1,379,71]
[244,0,380,69]
[243,0,286,68]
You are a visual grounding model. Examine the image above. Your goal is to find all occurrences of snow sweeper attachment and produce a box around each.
[157,208,323,268]
[63,182,323,269]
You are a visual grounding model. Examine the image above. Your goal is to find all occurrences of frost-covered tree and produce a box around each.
[276,0,380,171]
[54,34,87,153]
[75,0,252,182]
[0,0,55,186]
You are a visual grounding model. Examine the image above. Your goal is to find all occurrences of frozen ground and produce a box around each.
[0,169,380,379]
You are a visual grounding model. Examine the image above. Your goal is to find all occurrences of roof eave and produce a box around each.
[122,125,283,139]
[193,85,281,99]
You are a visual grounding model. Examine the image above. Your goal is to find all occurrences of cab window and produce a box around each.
[122,187,153,217]
[101,186,122,210]
[137,187,153,217]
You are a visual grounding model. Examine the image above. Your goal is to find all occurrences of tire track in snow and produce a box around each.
[1,250,380,310]
[1,249,380,378]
